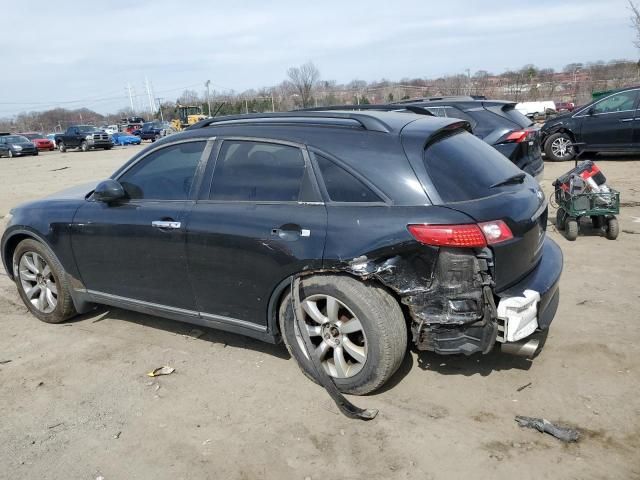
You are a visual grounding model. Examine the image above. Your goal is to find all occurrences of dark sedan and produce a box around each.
[541,85,640,161]
[1,111,561,394]
[0,134,38,157]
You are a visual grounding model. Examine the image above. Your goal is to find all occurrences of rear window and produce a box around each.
[423,130,522,203]
[486,105,532,128]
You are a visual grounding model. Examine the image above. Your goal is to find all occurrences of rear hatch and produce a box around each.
[471,103,543,177]
[420,128,547,291]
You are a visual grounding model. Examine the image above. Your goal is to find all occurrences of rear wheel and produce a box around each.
[279,275,407,395]
[606,217,619,240]
[565,217,579,241]
[555,208,566,230]
[12,239,77,323]
[545,132,575,162]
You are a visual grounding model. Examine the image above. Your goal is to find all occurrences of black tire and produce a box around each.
[8,150,13,158]
[12,239,77,324]
[544,132,575,162]
[33,151,39,156]
[58,142,66,153]
[279,274,407,395]
[103,146,112,150]
[565,218,579,241]
[80,141,89,152]
[606,217,619,240]
[555,208,566,230]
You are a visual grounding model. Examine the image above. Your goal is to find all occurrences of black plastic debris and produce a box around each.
[515,415,580,442]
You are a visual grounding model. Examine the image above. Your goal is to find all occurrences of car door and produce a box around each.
[186,137,327,328]
[71,139,209,310]
[579,89,639,150]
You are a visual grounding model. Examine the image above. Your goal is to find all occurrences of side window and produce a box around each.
[315,154,382,203]
[118,141,205,200]
[442,106,477,127]
[593,91,638,114]
[210,140,305,202]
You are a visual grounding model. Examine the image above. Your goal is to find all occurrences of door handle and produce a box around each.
[271,224,310,241]
[152,220,181,229]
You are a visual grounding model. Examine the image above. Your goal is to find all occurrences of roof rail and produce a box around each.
[187,111,392,133]
[391,95,487,104]
[299,104,434,116]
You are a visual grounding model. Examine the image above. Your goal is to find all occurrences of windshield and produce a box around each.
[77,126,100,133]
[5,135,30,143]
[423,130,523,203]
[23,133,43,140]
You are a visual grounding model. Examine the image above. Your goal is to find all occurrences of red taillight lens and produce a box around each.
[407,224,487,248]
[478,220,513,245]
[408,221,513,247]
[503,129,530,143]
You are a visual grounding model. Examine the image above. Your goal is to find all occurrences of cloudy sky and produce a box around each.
[0,0,635,116]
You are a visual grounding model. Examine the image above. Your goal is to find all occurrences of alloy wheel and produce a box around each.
[295,294,367,378]
[551,136,573,159]
[18,251,57,313]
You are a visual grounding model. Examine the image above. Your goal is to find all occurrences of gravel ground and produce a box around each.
[1,146,639,480]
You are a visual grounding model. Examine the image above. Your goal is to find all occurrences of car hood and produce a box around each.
[12,181,97,212]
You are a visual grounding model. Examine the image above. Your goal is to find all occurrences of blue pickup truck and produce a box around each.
[136,122,167,142]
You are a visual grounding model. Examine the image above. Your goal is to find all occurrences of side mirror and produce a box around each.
[587,106,596,116]
[93,179,126,203]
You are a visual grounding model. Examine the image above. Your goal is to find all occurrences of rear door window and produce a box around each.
[314,154,382,203]
[423,131,522,202]
[210,140,305,202]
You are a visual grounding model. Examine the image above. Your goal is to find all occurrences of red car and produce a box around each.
[20,133,55,151]
[555,102,575,112]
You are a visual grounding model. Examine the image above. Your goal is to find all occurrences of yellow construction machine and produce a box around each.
[170,105,207,131]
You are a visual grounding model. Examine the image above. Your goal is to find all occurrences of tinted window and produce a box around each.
[593,90,638,114]
[423,131,522,203]
[210,141,305,202]
[315,154,382,202]
[119,141,205,200]
[486,105,532,128]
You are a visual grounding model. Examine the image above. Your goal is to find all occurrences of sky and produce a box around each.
[0,0,635,116]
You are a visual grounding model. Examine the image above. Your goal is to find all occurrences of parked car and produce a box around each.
[555,102,575,113]
[305,98,544,179]
[111,132,142,146]
[46,133,57,148]
[54,125,112,152]
[0,134,38,157]
[138,122,165,142]
[20,133,55,151]
[102,125,119,135]
[1,111,561,394]
[541,86,640,161]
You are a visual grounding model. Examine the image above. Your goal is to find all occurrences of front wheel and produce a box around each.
[606,217,619,240]
[8,150,13,158]
[545,132,575,162]
[556,208,566,230]
[565,217,579,241]
[58,142,66,152]
[279,275,407,395]
[80,141,89,152]
[13,239,77,323]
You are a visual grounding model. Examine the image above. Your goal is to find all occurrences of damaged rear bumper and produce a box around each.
[410,238,562,356]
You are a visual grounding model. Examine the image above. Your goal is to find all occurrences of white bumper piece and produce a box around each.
[496,289,540,343]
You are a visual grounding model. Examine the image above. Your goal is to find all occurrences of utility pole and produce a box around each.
[271,92,275,112]
[127,83,134,112]
[245,98,248,114]
[205,80,212,116]
[156,97,164,122]
[145,77,155,116]
[465,68,471,95]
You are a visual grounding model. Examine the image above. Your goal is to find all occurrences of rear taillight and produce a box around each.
[408,220,513,248]
[502,129,532,143]
[478,220,513,245]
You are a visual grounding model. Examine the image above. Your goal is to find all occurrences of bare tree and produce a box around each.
[286,62,320,108]
[177,89,200,105]
[630,1,640,49]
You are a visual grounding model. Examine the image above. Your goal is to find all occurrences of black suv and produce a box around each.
[1,111,562,394]
[541,85,640,161]
[306,97,544,179]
